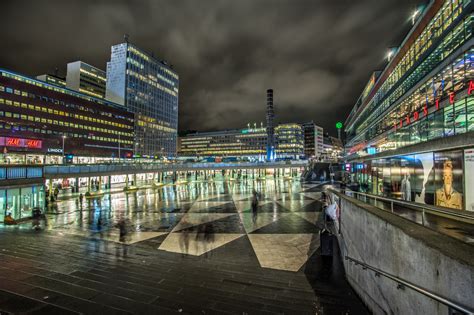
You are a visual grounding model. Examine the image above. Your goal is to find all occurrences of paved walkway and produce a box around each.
[0,179,368,314]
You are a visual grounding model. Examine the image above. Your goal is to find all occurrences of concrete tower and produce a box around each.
[266,89,275,161]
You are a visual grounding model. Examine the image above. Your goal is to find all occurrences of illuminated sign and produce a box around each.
[367,147,377,155]
[0,137,43,149]
[26,140,41,149]
[6,138,21,147]
[47,148,63,153]
[394,80,474,131]
[336,122,343,129]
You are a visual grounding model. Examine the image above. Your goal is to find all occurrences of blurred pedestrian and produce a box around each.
[251,189,259,224]
[115,218,129,257]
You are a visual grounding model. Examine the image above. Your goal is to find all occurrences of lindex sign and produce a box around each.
[394,80,474,130]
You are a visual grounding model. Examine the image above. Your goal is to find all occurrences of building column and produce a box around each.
[48,179,54,201]
[98,176,103,192]
[86,177,91,196]
[133,174,137,186]
[125,174,129,189]
[108,175,112,189]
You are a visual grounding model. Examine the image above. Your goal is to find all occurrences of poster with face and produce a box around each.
[434,150,463,210]
[464,149,474,211]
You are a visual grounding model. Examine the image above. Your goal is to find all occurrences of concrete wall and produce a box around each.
[333,193,474,314]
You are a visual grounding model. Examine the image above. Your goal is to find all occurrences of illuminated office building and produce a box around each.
[106,42,179,157]
[302,121,324,158]
[179,124,267,160]
[179,123,305,160]
[345,0,474,211]
[36,74,66,88]
[275,123,304,159]
[66,61,106,98]
[0,68,134,163]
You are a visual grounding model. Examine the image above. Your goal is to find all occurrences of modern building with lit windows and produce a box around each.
[66,61,107,99]
[275,123,304,159]
[36,74,66,88]
[302,121,324,158]
[179,125,267,161]
[344,0,474,211]
[0,68,134,164]
[179,123,305,160]
[106,42,179,158]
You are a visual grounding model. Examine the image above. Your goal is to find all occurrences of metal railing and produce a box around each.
[332,189,474,223]
[345,256,474,315]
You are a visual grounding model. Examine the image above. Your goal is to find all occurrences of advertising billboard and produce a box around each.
[464,149,474,211]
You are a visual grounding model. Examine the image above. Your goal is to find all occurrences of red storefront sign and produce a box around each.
[393,80,474,131]
[0,137,42,149]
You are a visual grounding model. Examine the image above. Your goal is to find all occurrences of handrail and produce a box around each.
[329,188,474,222]
[345,256,474,315]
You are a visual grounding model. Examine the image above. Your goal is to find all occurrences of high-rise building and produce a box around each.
[36,74,66,88]
[106,42,179,157]
[266,89,275,160]
[66,61,106,99]
[345,0,474,211]
[302,121,324,158]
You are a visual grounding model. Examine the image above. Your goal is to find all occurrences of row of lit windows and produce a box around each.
[349,1,467,131]
[0,120,132,145]
[0,110,133,140]
[127,46,179,81]
[350,49,474,145]
[0,71,128,114]
[79,67,106,81]
[0,98,132,136]
[0,84,133,128]
[79,88,104,99]
[126,69,178,97]
[364,97,474,155]
[351,17,473,138]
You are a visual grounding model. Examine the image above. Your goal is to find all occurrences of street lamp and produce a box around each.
[62,135,66,164]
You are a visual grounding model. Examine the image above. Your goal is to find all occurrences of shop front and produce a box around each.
[0,184,45,222]
[351,147,474,211]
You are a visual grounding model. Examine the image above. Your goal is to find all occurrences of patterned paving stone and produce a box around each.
[250,213,321,234]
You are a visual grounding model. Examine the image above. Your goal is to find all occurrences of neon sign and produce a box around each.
[1,137,42,149]
[394,80,474,131]
[6,138,21,147]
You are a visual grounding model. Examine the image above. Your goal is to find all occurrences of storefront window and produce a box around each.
[6,188,20,219]
[444,105,455,136]
[454,99,467,134]
[0,190,5,222]
[467,98,474,131]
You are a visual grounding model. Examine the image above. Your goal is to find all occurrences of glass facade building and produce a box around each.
[179,123,305,160]
[179,126,267,160]
[345,0,474,211]
[106,43,179,158]
[275,124,304,159]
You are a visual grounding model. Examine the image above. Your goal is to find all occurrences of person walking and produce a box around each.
[251,189,259,224]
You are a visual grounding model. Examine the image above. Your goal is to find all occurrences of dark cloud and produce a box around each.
[0,0,424,135]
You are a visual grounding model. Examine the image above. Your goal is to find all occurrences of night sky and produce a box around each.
[1,0,424,135]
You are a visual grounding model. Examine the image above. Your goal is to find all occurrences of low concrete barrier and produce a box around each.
[331,191,474,314]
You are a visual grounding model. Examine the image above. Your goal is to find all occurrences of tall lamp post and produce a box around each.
[62,135,66,164]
